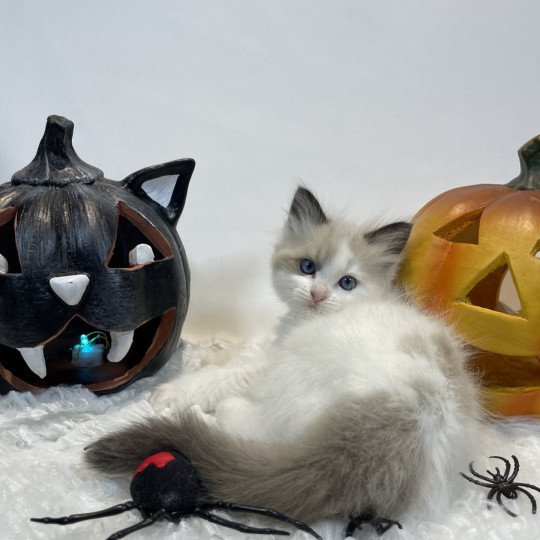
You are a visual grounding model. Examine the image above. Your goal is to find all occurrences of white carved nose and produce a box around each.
[49,274,90,306]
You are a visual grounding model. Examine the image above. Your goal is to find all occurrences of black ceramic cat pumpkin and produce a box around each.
[0,116,194,394]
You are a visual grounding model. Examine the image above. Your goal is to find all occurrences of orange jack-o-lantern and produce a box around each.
[400,135,540,416]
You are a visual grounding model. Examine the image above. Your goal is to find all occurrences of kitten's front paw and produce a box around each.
[149,383,194,412]
[149,374,218,412]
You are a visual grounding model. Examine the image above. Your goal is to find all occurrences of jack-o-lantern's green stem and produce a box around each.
[506,134,540,190]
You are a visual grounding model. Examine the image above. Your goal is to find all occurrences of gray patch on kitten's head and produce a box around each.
[273,186,412,314]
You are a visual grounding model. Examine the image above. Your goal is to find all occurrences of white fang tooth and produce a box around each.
[129,244,155,266]
[18,346,46,378]
[107,330,135,363]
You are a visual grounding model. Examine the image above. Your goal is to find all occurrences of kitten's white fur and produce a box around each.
[83,187,489,525]
[151,206,413,415]
[150,187,477,448]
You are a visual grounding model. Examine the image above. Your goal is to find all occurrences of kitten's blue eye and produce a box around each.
[339,276,357,291]
[300,259,316,275]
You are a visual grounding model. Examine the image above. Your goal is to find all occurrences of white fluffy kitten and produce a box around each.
[150,187,416,415]
[91,187,484,527]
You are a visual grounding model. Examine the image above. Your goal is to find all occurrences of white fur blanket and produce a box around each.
[2,338,540,540]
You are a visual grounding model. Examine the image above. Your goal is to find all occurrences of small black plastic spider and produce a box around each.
[31,450,321,540]
[345,512,402,537]
[460,454,540,517]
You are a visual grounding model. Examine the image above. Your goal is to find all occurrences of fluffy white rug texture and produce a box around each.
[2,339,540,540]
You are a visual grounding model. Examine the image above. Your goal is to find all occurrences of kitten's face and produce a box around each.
[272,187,411,317]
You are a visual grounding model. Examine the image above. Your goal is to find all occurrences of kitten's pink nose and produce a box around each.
[310,284,329,306]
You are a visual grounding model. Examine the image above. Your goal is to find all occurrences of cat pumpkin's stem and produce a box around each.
[506,134,540,191]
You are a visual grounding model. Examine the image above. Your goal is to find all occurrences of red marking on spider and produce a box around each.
[134,451,175,477]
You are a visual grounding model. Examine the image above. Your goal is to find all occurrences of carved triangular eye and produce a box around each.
[434,209,483,245]
[107,203,173,269]
[465,259,522,317]
[0,207,21,274]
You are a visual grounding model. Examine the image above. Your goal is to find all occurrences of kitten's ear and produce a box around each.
[364,222,412,281]
[364,222,412,254]
[122,158,195,226]
[287,187,328,232]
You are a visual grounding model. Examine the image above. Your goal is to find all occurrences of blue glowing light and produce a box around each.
[72,333,107,367]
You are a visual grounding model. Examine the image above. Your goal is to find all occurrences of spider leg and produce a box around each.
[495,490,518,518]
[204,501,321,539]
[345,516,358,538]
[486,487,498,510]
[508,455,520,483]
[514,487,538,514]
[467,461,494,483]
[489,456,512,481]
[513,483,540,494]
[193,510,290,536]
[460,472,495,488]
[106,508,167,540]
[31,501,139,525]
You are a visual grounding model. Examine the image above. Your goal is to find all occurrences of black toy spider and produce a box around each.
[460,454,540,517]
[345,512,402,537]
[32,450,321,540]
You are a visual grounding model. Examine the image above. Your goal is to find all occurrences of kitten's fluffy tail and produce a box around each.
[85,383,474,523]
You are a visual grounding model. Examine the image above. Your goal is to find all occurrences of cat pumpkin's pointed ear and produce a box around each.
[364,222,412,254]
[287,187,328,232]
[122,158,195,226]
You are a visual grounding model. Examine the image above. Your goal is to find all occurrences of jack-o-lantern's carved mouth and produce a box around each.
[0,308,176,393]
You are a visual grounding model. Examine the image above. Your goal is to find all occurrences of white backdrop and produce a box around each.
[1,0,539,339]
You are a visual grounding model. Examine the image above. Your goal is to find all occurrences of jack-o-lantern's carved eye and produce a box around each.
[461,257,523,317]
[434,209,483,245]
[107,203,173,269]
[0,207,21,274]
